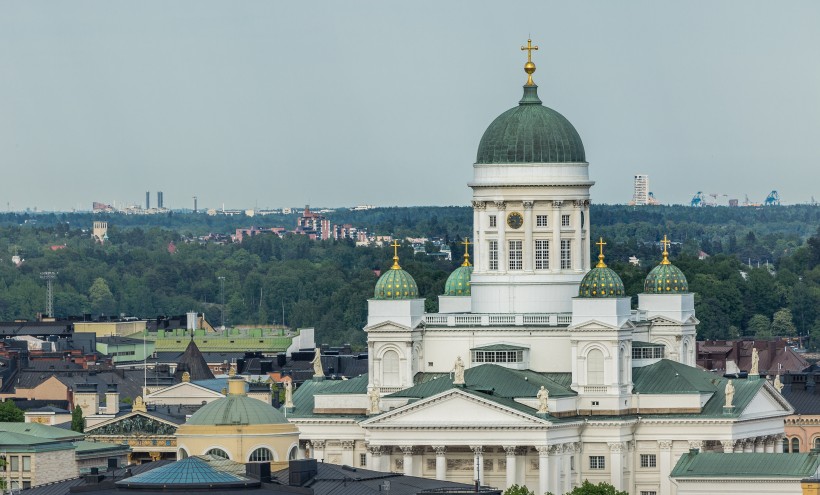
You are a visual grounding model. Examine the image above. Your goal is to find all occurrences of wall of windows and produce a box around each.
[472,350,524,363]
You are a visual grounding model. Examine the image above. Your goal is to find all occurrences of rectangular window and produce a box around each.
[640,454,656,468]
[508,240,523,270]
[640,492,658,495]
[535,240,549,269]
[560,239,572,269]
[489,215,497,228]
[589,456,605,470]
[360,453,367,467]
[536,215,548,227]
[22,456,30,472]
[561,214,571,227]
[489,241,498,270]
[10,456,19,471]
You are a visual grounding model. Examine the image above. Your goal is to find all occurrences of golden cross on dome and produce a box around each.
[596,237,607,268]
[461,238,472,267]
[391,240,401,269]
[520,38,539,86]
[661,235,671,265]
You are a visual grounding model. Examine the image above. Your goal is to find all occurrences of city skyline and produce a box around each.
[1,1,819,211]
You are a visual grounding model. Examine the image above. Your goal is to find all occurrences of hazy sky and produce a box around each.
[1,1,819,211]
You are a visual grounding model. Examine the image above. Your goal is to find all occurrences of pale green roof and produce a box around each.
[186,395,287,426]
[74,440,129,455]
[152,336,292,352]
[289,377,367,419]
[0,422,83,440]
[444,265,472,296]
[671,452,820,478]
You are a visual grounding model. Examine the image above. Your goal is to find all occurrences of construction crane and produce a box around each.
[690,191,706,207]
[764,190,780,206]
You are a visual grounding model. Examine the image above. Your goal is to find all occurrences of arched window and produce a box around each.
[792,438,800,453]
[178,448,189,460]
[587,349,605,385]
[682,340,690,365]
[249,448,273,463]
[783,437,790,453]
[206,448,229,459]
[383,350,400,387]
[814,438,820,450]
[288,446,298,461]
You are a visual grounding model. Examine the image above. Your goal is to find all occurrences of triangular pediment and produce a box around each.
[569,319,633,332]
[86,411,179,435]
[740,383,793,420]
[361,388,548,429]
[364,320,412,332]
[146,382,224,400]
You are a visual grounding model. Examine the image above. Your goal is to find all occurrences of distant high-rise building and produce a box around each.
[157,191,164,209]
[633,174,649,205]
[146,191,150,210]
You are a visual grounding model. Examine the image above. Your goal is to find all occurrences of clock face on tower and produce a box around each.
[507,211,524,229]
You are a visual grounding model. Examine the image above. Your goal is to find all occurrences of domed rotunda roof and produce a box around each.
[578,238,626,298]
[444,240,473,296]
[476,41,585,165]
[186,374,288,426]
[374,242,419,300]
[644,236,689,294]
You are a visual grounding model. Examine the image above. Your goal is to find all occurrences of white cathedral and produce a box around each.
[289,43,792,495]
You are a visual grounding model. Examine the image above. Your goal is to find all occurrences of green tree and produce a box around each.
[503,485,535,495]
[0,400,24,422]
[747,314,771,338]
[771,308,797,337]
[547,480,628,495]
[809,318,820,351]
[89,277,116,316]
[71,405,84,433]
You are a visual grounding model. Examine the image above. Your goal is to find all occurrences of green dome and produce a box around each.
[186,394,288,426]
[476,85,586,164]
[579,266,626,298]
[645,262,689,294]
[375,267,419,300]
[444,265,473,296]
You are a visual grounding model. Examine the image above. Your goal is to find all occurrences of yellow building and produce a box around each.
[174,372,299,467]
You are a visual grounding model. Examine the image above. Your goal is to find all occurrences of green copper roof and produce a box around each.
[186,394,287,426]
[671,452,820,479]
[374,267,419,300]
[444,265,473,296]
[645,262,689,294]
[476,85,586,164]
[578,266,626,298]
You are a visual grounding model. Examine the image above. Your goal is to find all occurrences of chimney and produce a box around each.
[288,459,318,486]
[106,384,119,415]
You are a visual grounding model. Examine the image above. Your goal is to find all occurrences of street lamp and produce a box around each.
[218,276,226,331]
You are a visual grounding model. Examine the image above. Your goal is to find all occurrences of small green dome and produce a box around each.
[374,246,418,300]
[186,395,288,426]
[645,262,689,294]
[444,265,473,296]
[476,85,586,164]
[578,239,625,298]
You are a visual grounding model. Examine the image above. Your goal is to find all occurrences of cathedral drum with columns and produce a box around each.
[287,41,793,495]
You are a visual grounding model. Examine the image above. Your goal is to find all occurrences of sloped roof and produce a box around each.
[289,379,367,419]
[116,456,257,489]
[174,339,215,382]
[781,387,820,415]
[0,422,83,440]
[671,451,820,478]
[314,374,368,395]
[390,364,576,400]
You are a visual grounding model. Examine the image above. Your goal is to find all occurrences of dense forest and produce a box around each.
[0,205,818,349]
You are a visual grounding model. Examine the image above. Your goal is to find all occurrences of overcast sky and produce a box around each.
[1,1,818,211]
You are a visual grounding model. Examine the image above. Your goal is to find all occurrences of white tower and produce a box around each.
[633,174,649,205]
[469,40,593,315]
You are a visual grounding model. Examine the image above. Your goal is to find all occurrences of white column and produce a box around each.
[551,201,561,272]
[367,445,382,471]
[721,439,734,453]
[473,201,484,271]
[583,202,591,270]
[573,201,583,271]
[550,445,562,495]
[743,439,754,453]
[470,445,484,485]
[562,443,572,494]
[775,435,785,453]
[312,440,326,462]
[755,437,765,453]
[608,442,624,492]
[765,436,775,453]
[503,446,518,489]
[523,201,534,272]
[341,441,355,466]
[537,446,550,495]
[433,446,447,481]
[401,445,414,476]
[495,202,506,273]
[658,441,672,495]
